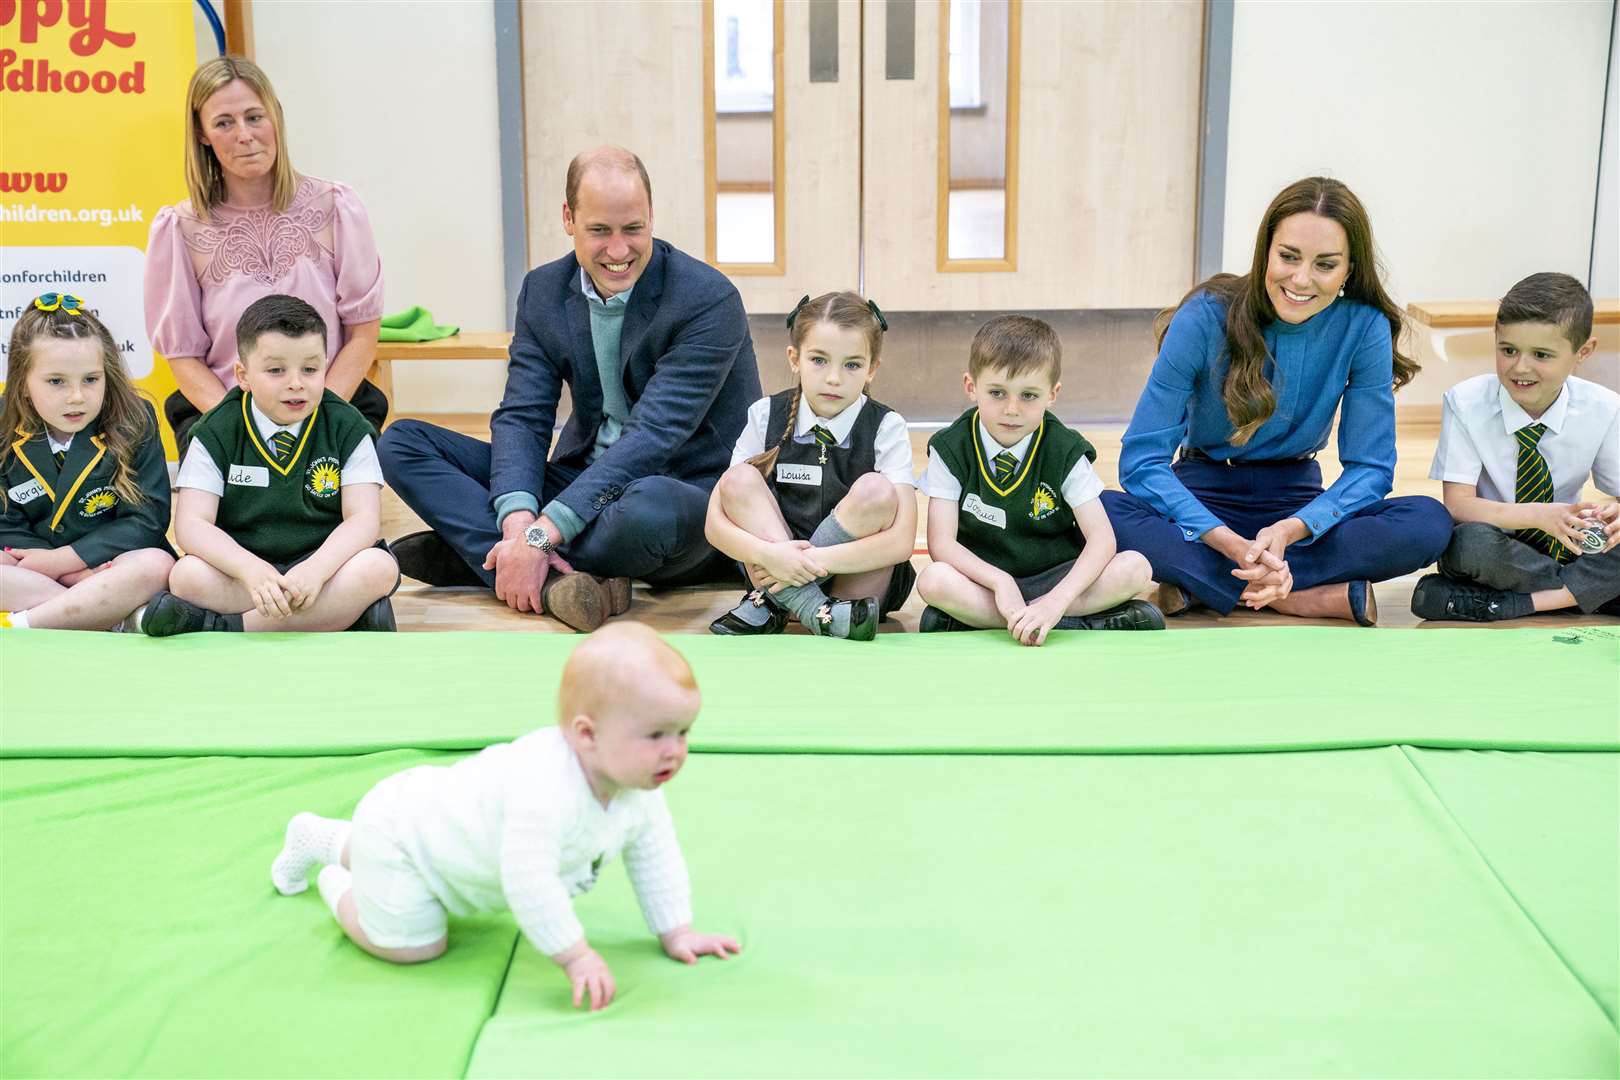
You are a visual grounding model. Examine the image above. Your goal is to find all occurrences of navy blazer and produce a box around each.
[490,239,760,529]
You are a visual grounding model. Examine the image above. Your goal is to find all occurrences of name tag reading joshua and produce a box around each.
[962,494,1007,529]
[7,479,46,504]
[227,464,270,488]
[775,462,823,487]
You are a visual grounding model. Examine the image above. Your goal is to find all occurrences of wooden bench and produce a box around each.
[1406,299,1620,361]
[367,332,514,424]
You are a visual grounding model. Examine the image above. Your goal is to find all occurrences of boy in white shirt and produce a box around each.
[1414,272,1619,621]
[270,622,740,1011]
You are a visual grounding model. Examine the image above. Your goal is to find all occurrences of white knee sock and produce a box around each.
[270,812,351,895]
[317,865,352,919]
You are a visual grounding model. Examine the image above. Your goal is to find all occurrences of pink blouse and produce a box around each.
[143,176,385,386]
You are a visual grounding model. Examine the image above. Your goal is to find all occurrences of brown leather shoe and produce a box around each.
[1156,582,1193,617]
[592,575,632,616]
[541,572,609,632]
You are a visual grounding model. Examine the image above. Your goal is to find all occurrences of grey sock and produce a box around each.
[771,511,858,635]
[726,589,776,628]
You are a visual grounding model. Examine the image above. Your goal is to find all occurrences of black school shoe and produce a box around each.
[391,530,485,587]
[918,605,972,633]
[807,597,879,641]
[140,591,243,636]
[347,596,397,631]
[709,590,788,636]
[1410,574,1530,622]
[1056,599,1166,631]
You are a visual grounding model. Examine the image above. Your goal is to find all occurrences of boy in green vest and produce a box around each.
[916,315,1163,644]
[140,295,399,634]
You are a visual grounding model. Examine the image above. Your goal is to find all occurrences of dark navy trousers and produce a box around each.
[1101,458,1452,614]
[377,419,729,587]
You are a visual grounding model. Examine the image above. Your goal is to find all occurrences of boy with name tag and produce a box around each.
[704,291,917,639]
[916,315,1163,644]
[1412,272,1619,621]
[140,294,399,634]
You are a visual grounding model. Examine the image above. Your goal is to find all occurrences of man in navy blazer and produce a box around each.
[379,147,760,630]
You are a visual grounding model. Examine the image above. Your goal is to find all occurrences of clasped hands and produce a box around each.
[1209,518,1309,610]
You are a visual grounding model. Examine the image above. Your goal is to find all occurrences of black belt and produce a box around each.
[1178,447,1316,467]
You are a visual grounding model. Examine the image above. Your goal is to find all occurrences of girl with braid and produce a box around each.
[704,292,917,639]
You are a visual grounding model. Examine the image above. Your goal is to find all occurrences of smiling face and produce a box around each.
[1495,320,1595,419]
[198,79,278,191]
[789,321,879,419]
[563,166,653,299]
[23,336,106,442]
[965,364,1059,448]
[1264,212,1352,325]
[235,331,326,426]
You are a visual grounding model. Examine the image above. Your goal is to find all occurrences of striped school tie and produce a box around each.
[1512,422,1573,563]
[53,450,65,470]
[810,425,836,448]
[270,429,298,462]
[993,450,1019,486]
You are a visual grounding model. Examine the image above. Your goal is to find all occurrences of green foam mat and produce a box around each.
[1405,748,1620,1025]
[0,752,516,1079]
[466,750,1616,1077]
[3,628,1617,758]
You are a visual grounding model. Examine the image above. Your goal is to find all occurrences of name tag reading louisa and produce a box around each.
[775,462,823,487]
[228,464,270,488]
[7,479,46,504]
[962,494,1007,529]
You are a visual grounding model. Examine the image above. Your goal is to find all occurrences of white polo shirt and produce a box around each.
[924,420,1103,508]
[176,398,382,496]
[730,392,916,489]
[1430,374,1619,503]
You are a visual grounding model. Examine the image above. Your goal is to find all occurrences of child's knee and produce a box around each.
[843,473,897,522]
[916,561,960,601]
[168,554,217,594]
[350,548,400,595]
[126,548,176,588]
[717,462,766,502]
[1114,550,1152,591]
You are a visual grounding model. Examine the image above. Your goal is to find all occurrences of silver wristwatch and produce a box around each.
[523,523,555,555]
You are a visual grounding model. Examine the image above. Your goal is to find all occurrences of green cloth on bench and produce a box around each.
[0,752,516,1079]
[378,306,460,342]
[2,628,1617,759]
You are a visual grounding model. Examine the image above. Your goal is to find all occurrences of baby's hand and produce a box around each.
[660,926,742,965]
[560,945,615,1011]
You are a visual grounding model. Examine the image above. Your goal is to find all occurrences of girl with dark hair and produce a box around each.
[0,295,174,630]
[703,291,917,640]
[1101,177,1451,624]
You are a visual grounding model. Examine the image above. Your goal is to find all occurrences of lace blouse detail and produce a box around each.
[178,177,336,287]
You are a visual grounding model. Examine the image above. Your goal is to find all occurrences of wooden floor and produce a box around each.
[382,414,1614,634]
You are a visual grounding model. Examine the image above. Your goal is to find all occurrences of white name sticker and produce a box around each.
[7,478,46,505]
[775,462,823,487]
[963,494,1007,529]
[227,464,270,488]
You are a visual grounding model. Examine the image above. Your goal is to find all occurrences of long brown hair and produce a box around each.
[1,300,155,508]
[184,56,298,220]
[1155,177,1417,446]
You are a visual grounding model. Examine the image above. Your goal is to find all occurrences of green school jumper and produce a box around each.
[927,407,1097,579]
[0,400,172,563]
[190,388,372,564]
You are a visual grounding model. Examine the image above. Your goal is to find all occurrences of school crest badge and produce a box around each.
[305,457,341,498]
[1029,481,1059,521]
[77,486,118,518]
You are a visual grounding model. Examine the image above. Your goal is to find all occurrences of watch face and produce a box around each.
[525,526,548,549]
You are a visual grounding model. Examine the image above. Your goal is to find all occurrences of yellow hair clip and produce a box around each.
[34,293,84,316]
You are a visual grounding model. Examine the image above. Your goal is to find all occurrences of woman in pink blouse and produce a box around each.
[144,56,387,447]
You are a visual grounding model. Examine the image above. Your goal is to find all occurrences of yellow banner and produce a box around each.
[1,0,196,455]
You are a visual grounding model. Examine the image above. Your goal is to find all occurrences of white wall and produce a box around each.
[1225,0,1611,306]
[253,1,508,413]
[1592,12,1619,297]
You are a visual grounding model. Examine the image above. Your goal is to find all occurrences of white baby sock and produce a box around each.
[317,865,352,919]
[270,812,352,895]
[8,611,30,629]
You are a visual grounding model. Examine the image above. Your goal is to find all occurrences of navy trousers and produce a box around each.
[1101,458,1452,614]
[377,419,729,587]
